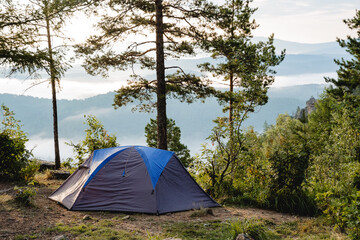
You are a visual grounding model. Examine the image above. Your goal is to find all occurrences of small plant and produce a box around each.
[231,219,270,240]
[19,159,40,182]
[62,157,74,169]
[190,208,213,217]
[44,169,53,180]
[66,115,118,166]
[14,186,37,206]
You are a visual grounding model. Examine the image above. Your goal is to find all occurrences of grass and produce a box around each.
[162,220,233,240]
[47,221,144,240]
[189,208,212,217]
[275,218,350,240]
[162,218,349,240]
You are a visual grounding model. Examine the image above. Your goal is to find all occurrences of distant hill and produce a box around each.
[6,38,348,85]
[0,84,326,160]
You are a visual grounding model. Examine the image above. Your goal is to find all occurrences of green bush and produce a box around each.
[0,132,28,180]
[265,115,310,193]
[268,189,318,216]
[67,115,118,165]
[0,105,32,181]
[14,186,37,206]
[316,191,360,240]
[19,159,40,182]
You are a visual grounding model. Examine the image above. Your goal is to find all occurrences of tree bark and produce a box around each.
[155,0,167,150]
[45,9,61,169]
[229,71,234,137]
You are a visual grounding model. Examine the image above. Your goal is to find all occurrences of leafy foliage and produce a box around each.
[264,115,309,193]
[67,115,118,165]
[76,0,218,149]
[14,186,37,206]
[199,0,285,118]
[325,10,360,100]
[145,118,192,167]
[1,0,93,168]
[192,0,284,199]
[0,105,33,181]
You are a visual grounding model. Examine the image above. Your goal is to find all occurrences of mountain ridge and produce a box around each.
[0,84,326,160]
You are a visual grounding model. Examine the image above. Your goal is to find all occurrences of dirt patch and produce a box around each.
[0,178,308,239]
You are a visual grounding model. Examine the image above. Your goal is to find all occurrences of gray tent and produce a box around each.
[49,146,219,214]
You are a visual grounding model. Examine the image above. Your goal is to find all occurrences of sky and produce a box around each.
[251,0,358,43]
[0,0,359,100]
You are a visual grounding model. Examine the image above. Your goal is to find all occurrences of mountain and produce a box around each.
[4,38,348,85]
[0,84,326,160]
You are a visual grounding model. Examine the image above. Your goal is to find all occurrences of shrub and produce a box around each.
[19,159,40,182]
[316,191,360,240]
[67,115,118,165]
[0,105,32,181]
[268,189,318,216]
[14,186,37,206]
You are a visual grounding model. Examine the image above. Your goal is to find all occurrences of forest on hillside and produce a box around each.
[1,0,360,239]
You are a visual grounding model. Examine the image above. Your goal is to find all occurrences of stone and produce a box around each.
[293,96,317,123]
[53,235,68,240]
[206,208,214,216]
[49,170,70,180]
[306,96,317,114]
[121,215,130,220]
[235,233,253,240]
[38,160,55,172]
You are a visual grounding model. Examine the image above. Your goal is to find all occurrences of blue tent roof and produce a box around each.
[134,146,174,188]
[84,146,174,188]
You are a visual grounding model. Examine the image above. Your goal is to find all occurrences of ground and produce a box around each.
[0,174,349,240]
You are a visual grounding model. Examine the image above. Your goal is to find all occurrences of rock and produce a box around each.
[53,235,68,240]
[235,233,253,240]
[83,215,92,220]
[121,215,130,220]
[38,160,55,172]
[294,96,317,123]
[48,170,70,180]
[306,96,317,114]
[206,208,215,216]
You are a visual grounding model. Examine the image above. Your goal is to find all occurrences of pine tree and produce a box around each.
[325,10,360,100]
[200,0,285,129]
[0,0,48,76]
[1,0,92,168]
[197,0,285,194]
[75,0,217,150]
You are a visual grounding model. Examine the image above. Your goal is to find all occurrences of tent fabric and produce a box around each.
[49,146,219,214]
[134,146,174,188]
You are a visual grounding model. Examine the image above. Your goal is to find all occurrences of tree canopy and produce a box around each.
[325,10,360,100]
[76,0,218,149]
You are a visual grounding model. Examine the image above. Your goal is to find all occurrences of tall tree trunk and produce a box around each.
[229,72,234,137]
[155,0,167,150]
[45,11,61,169]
